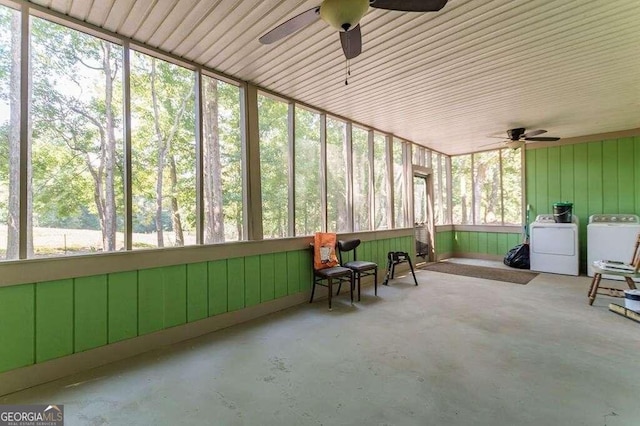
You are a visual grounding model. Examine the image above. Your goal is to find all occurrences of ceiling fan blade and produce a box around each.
[369,0,448,12]
[340,24,362,59]
[259,7,321,44]
[478,140,506,148]
[524,137,561,142]
[522,129,547,138]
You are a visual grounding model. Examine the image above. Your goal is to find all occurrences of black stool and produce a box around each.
[383,251,418,286]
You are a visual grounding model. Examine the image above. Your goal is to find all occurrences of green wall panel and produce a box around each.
[227,257,245,311]
[286,251,300,295]
[636,137,640,214]
[497,233,508,255]
[273,252,288,299]
[260,254,275,302]
[138,268,165,335]
[618,138,635,213]
[560,145,575,203]
[74,275,107,353]
[245,256,261,307]
[0,284,34,373]
[187,263,208,323]
[450,231,521,256]
[602,140,618,214]
[298,249,312,291]
[534,149,549,217]
[108,271,138,343]
[587,142,603,214]
[477,232,488,254]
[208,260,228,316]
[547,147,561,203]
[162,265,187,328]
[526,138,640,271]
[36,279,73,363]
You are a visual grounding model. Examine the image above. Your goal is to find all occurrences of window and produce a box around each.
[432,154,444,225]
[258,93,290,238]
[373,133,388,229]
[451,149,523,225]
[352,127,370,231]
[0,5,20,260]
[451,154,472,224]
[130,51,196,249]
[202,75,244,243]
[326,117,349,232]
[501,148,522,225]
[393,139,406,228]
[473,150,501,224]
[294,107,321,235]
[29,17,125,257]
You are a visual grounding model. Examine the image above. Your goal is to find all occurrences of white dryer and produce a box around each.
[587,214,640,281]
[530,214,580,276]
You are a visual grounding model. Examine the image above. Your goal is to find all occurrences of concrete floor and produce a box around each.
[2,260,640,426]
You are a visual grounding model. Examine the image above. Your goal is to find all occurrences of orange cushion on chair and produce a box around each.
[314,232,339,270]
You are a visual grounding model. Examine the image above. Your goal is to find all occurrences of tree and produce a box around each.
[258,94,289,238]
[203,77,225,243]
[130,52,195,247]
[26,18,125,255]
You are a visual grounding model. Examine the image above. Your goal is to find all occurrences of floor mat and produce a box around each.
[422,262,538,284]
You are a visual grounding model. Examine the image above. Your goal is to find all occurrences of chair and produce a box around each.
[588,233,640,305]
[310,245,354,310]
[336,239,378,301]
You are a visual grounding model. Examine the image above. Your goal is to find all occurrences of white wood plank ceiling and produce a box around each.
[27,0,640,155]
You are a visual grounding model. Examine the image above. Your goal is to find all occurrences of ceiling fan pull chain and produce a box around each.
[345,58,350,85]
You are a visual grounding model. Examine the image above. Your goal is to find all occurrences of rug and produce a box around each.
[422,262,538,285]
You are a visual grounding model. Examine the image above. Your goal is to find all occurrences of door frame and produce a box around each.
[412,166,434,262]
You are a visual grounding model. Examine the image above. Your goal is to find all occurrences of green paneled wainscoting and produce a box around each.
[526,136,640,271]
[0,234,414,378]
[453,231,522,258]
[435,227,522,260]
[435,229,453,260]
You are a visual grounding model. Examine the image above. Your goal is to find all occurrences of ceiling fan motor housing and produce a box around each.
[320,0,369,31]
[507,127,526,140]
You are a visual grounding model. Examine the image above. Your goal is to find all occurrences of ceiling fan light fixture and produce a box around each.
[320,0,369,31]
[506,140,524,150]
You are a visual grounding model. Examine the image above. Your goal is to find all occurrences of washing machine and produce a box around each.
[587,214,640,281]
[530,214,580,276]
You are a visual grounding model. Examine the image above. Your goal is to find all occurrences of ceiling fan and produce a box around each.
[486,128,561,149]
[259,0,449,60]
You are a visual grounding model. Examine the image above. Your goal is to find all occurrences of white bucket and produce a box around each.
[624,289,640,312]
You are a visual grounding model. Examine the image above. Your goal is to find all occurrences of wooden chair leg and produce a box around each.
[588,273,601,305]
[328,278,332,311]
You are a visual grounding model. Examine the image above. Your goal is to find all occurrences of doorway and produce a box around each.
[413,173,434,262]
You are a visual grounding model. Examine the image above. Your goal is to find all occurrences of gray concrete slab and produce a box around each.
[2,265,639,426]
